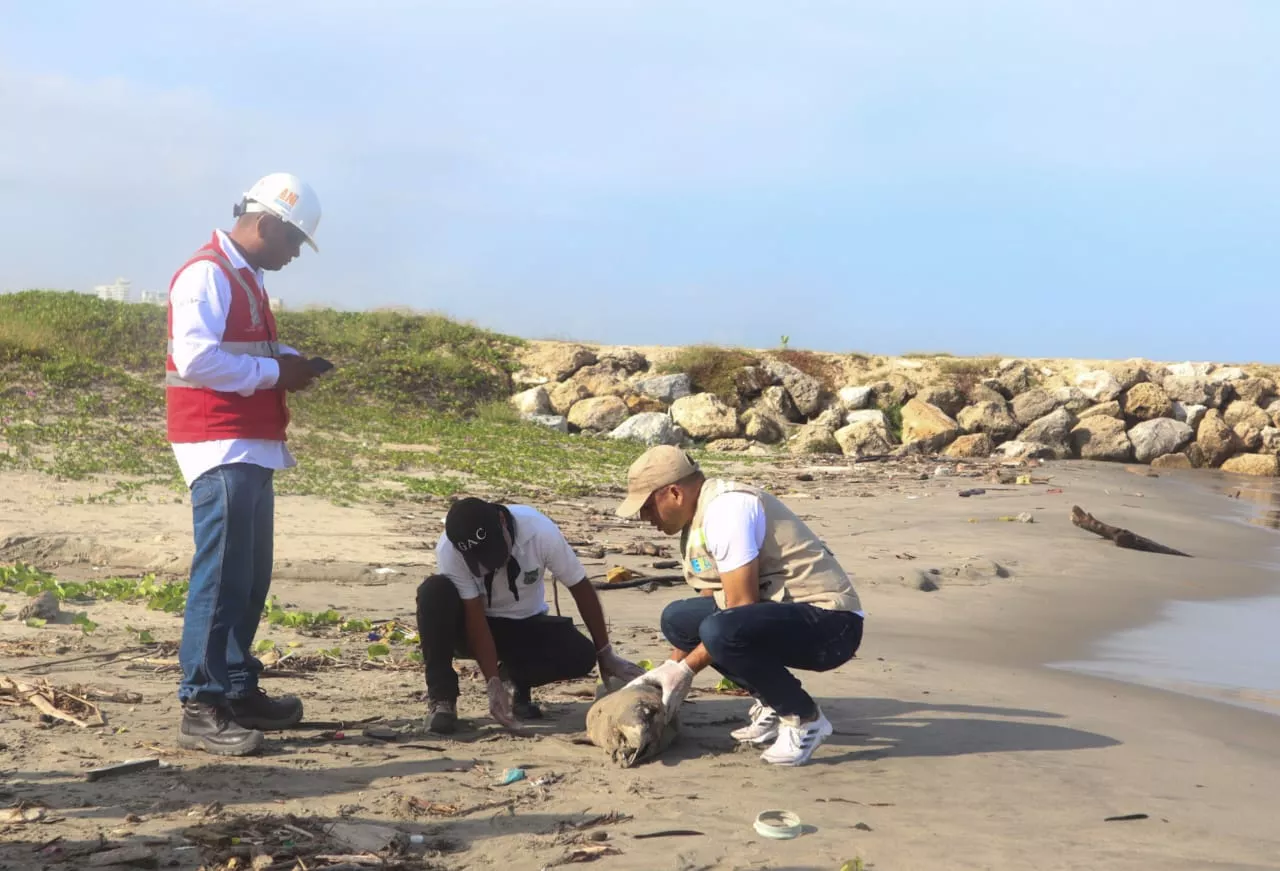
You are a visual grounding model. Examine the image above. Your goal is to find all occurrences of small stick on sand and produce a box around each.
[1070,506,1192,557]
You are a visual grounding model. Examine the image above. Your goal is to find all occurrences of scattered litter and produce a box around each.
[84,758,161,782]
[753,809,803,840]
[1016,475,1032,485]
[0,804,48,824]
[499,767,527,785]
[998,513,1035,523]
[1047,488,1063,494]
[958,488,986,497]
[854,822,874,831]
[633,830,704,839]
[604,567,641,585]
[1104,813,1149,822]
[651,560,680,570]
[328,820,402,854]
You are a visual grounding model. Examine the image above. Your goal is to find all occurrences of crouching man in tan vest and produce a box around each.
[618,446,864,766]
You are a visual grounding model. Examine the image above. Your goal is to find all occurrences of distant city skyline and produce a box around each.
[2,2,1278,362]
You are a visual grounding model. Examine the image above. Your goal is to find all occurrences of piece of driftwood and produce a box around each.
[1070,506,1191,557]
[0,677,107,727]
[585,684,679,767]
[589,573,684,591]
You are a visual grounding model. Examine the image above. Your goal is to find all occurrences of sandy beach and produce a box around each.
[3,456,1280,871]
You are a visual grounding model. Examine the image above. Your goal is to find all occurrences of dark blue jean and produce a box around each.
[660,596,863,719]
[178,463,275,703]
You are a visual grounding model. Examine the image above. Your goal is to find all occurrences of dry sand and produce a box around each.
[3,457,1280,871]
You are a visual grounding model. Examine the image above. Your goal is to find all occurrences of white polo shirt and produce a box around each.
[435,505,587,620]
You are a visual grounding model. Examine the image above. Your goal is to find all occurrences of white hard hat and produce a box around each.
[239,172,322,252]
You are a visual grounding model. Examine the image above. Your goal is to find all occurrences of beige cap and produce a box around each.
[616,445,700,518]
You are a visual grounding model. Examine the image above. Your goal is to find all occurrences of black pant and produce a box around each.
[415,575,597,703]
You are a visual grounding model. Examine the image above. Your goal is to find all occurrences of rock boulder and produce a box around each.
[1128,418,1194,464]
[670,393,739,440]
[1070,416,1132,462]
[568,396,629,432]
[609,413,684,447]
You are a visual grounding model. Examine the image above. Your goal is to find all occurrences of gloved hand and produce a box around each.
[625,658,695,713]
[486,676,519,729]
[597,643,647,684]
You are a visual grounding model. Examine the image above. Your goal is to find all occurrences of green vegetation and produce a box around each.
[937,356,1000,376]
[882,403,905,441]
[0,291,640,500]
[657,345,761,402]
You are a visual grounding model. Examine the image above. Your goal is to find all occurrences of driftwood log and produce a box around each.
[590,573,685,591]
[1070,506,1192,557]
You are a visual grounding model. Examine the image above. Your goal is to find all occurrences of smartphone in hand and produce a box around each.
[309,357,335,374]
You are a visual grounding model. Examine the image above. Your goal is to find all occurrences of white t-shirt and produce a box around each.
[702,491,866,617]
[435,505,587,620]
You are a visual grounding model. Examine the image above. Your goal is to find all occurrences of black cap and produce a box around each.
[445,498,507,571]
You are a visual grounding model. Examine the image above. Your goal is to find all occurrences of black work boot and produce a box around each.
[179,699,265,756]
[427,699,458,734]
[227,688,304,731]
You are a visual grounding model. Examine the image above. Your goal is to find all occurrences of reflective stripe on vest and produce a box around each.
[192,250,264,330]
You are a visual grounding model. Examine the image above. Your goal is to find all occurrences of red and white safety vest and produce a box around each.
[165,233,290,444]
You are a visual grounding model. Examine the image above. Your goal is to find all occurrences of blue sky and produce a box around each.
[2,1,1278,361]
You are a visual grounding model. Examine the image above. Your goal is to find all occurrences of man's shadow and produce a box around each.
[650,694,1120,766]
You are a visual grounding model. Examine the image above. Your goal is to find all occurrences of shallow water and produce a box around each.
[1053,473,1280,716]
[1051,594,1280,716]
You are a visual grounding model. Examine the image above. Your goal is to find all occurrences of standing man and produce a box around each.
[617,446,865,767]
[167,173,325,756]
[416,497,645,733]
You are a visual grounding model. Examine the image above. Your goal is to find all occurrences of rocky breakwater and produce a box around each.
[508,343,1280,476]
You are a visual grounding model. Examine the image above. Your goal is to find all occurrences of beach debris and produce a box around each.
[586,684,680,767]
[1104,813,1150,822]
[0,677,107,727]
[652,559,680,570]
[86,846,157,867]
[0,803,48,824]
[624,541,670,557]
[1070,506,1192,557]
[998,513,1035,523]
[544,844,623,867]
[576,544,607,560]
[958,488,986,497]
[328,821,402,854]
[591,572,683,591]
[499,767,527,785]
[84,758,161,782]
[633,830,705,839]
[753,809,804,840]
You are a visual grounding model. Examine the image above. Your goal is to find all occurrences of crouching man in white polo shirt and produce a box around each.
[415,497,645,733]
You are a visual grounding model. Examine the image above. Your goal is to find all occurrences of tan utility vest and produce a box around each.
[680,479,862,613]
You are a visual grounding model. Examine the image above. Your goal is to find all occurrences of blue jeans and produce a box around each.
[178,463,275,703]
[660,596,863,719]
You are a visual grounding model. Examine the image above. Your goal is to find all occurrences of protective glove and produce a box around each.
[486,676,519,729]
[597,643,647,684]
[625,658,695,713]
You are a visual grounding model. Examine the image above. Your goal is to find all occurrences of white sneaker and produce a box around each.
[759,710,833,766]
[730,700,780,746]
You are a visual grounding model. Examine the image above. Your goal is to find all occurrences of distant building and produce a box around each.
[140,289,166,306]
[268,296,285,311]
[94,278,132,303]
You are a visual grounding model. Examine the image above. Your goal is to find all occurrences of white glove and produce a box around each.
[597,644,646,683]
[625,658,695,713]
[486,676,519,729]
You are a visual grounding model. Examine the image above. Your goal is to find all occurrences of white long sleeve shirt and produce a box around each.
[168,230,297,487]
